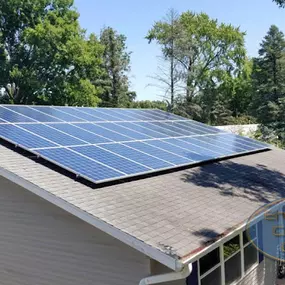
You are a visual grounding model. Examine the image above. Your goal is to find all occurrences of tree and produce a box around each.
[252,25,285,146]
[273,0,285,7]
[130,100,167,110]
[99,27,134,107]
[146,9,181,111]
[0,0,104,106]
[147,11,247,124]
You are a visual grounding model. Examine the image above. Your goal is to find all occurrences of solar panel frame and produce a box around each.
[0,105,270,184]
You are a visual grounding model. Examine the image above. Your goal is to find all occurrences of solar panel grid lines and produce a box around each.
[72,145,152,175]
[31,106,86,122]
[95,108,139,121]
[173,121,210,135]
[101,143,175,168]
[0,105,270,184]
[99,122,153,140]
[4,105,61,122]
[119,122,169,138]
[209,134,258,151]
[0,111,155,177]
[78,107,124,121]
[48,123,112,144]
[202,134,259,152]
[36,147,126,182]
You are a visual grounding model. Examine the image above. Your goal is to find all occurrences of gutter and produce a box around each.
[139,263,192,285]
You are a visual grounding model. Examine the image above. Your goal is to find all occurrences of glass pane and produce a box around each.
[200,248,220,276]
[201,267,221,285]
[224,235,240,259]
[244,243,258,272]
[225,252,242,285]
[243,225,257,245]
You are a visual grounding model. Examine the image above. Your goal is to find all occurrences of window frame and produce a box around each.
[198,224,259,285]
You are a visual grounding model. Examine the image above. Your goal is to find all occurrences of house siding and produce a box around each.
[0,176,150,285]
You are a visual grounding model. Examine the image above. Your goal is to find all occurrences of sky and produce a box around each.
[74,0,284,101]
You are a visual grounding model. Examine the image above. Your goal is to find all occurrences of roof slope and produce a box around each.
[0,143,285,269]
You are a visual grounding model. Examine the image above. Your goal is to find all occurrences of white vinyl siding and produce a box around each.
[0,176,150,285]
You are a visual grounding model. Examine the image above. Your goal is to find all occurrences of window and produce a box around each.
[199,248,221,285]
[198,224,259,285]
[200,247,220,276]
[243,225,258,273]
[201,267,222,285]
[224,236,242,285]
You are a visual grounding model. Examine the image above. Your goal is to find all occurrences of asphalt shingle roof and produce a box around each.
[0,142,284,263]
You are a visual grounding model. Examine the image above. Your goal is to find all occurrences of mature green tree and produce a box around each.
[99,27,134,107]
[252,25,285,146]
[0,0,104,106]
[177,12,246,101]
[147,11,247,124]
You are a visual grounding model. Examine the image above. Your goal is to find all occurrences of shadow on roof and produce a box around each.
[181,160,285,204]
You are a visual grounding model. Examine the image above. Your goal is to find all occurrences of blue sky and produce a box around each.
[74,0,284,101]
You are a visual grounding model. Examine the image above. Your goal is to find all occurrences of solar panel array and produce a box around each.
[0,105,269,184]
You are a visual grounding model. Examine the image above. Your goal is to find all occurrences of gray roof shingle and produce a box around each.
[0,143,285,264]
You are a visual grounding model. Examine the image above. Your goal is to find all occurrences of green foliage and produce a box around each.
[0,0,105,106]
[274,0,285,7]
[130,100,167,110]
[99,27,135,107]
[251,25,285,146]
[147,10,248,125]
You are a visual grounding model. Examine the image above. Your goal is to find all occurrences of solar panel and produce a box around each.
[0,105,270,184]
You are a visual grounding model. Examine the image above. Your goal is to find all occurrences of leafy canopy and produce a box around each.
[0,0,104,106]
[252,25,285,146]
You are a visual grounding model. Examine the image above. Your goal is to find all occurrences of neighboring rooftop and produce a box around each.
[0,140,284,267]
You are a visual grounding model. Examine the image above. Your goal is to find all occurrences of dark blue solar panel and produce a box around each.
[133,110,164,121]
[75,123,131,142]
[0,106,35,123]
[230,134,269,149]
[49,123,110,144]
[19,124,85,146]
[97,122,152,140]
[37,148,125,181]
[147,109,188,121]
[5,105,61,122]
[125,141,192,165]
[0,124,56,148]
[33,106,85,122]
[173,121,209,135]
[178,121,222,134]
[117,109,157,121]
[134,122,180,137]
[119,122,166,138]
[91,108,135,121]
[205,134,257,152]
[146,140,211,161]
[196,135,251,153]
[72,145,150,175]
[180,137,237,156]
[0,105,270,184]
[165,138,221,157]
[77,108,122,121]
[54,107,105,121]
[101,143,172,169]
[151,122,195,136]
